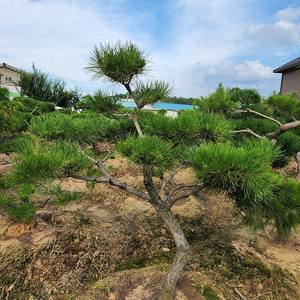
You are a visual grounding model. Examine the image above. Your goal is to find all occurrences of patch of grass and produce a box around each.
[114,251,173,272]
[0,194,12,207]
[201,285,220,300]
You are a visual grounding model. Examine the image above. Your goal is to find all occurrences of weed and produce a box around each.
[107,165,115,172]
[86,182,95,190]
[200,285,220,300]
[95,282,110,293]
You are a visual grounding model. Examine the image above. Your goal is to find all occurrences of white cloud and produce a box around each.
[275,5,300,22]
[242,5,300,46]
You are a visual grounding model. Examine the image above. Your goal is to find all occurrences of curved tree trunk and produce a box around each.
[143,168,190,300]
[156,208,190,300]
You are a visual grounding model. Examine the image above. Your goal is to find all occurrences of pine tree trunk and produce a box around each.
[155,207,190,300]
[131,113,144,138]
[143,169,190,300]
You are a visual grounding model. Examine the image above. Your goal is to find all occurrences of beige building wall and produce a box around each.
[281,69,300,96]
[0,63,21,86]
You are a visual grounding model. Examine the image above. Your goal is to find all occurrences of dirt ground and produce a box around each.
[1,154,300,300]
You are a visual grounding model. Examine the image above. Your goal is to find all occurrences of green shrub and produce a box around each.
[195,83,240,114]
[29,113,74,140]
[0,86,10,102]
[7,138,91,185]
[0,194,12,208]
[117,135,174,170]
[277,131,300,157]
[263,91,300,122]
[229,87,261,108]
[77,90,122,114]
[0,101,32,137]
[232,117,278,137]
[141,109,234,145]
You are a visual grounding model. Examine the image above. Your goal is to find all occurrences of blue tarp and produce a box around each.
[119,101,193,111]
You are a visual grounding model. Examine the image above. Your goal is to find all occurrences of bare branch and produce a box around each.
[166,183,206,209]
[71,174,108,183]
[235,108,282,126]
[30,107,38,114]
[101,150,115,163]
[96,160,150,201]
[37,179,64,208]
[161,164,184,196]
[113,113,131,117]
[233,129,264,139]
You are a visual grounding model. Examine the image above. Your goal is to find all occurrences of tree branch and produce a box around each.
[233,129,264,139]
[266,120,300,139]
[71,174,109,183]
[96,160,151,201]
[37,179,64,208]
[160,164,184,197]
[79,151,150,201]
[235,108,282,126]
[124,83,141,109]
[166,183,206,209]
[113,113,131,117]
[102,150,115,163]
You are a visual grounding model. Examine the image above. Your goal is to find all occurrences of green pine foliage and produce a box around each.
[7,137,91,185]
[263,91,300,122]
[229,87,261,108]
[29,112,75,140]
[277,131,300,157]
[117,135,174,170]
[85,40,150,84]
[76,89,122,114]
[7,202,37,223]
[195,83,240,114]
[134,80,173,107]
[186,138,300,238]
[232,118,278,136]
[141,109,234,145]
[15,96,55,114]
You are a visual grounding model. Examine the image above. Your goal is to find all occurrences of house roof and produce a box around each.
[0,63,21,73]
[273,57,300,73]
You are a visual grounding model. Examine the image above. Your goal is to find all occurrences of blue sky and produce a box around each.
[1,0,300,98]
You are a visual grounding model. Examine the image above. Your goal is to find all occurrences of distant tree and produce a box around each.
[195,82,240,113]
[164,96,196,105]
[17,64,82,108]
[229,87,261,108]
